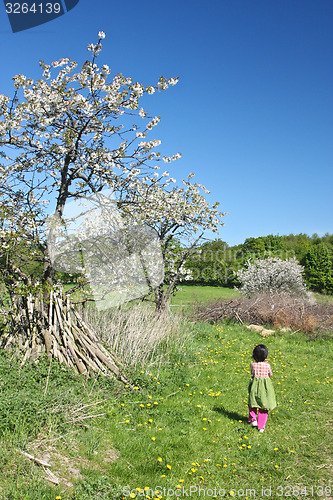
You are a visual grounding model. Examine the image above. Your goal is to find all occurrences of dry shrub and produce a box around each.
[195,293,333,336]
[85,304,187,368]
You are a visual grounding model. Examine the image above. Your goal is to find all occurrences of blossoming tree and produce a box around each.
[120,173,225,309]
[0,32,180,286]
[0,32,225,370]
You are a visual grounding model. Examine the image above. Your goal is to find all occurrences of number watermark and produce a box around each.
[3,0,80,33]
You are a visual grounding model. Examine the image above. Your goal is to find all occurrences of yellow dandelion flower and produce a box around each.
[166,464,172,470]
[158,457,162,462]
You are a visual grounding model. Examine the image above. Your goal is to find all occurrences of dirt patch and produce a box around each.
[23,433,119,488]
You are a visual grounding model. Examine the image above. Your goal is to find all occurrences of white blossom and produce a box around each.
[237,257,307,297]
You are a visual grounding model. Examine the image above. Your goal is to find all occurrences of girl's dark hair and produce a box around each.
[252,344,268,362]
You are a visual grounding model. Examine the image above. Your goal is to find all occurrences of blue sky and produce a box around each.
[1,0,332,246]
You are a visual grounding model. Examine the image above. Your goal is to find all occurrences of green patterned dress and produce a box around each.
[248,361,277,411]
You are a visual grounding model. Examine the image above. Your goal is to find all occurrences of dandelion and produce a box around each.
[158,457,162,462]
[166,464,172,470]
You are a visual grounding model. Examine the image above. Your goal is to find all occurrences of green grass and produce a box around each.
[170,285,241,306]
[0,320,332,499]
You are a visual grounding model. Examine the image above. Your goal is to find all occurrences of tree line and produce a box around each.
[184,233,333,294]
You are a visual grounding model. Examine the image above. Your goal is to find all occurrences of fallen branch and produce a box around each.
[19,450,51,468]
[42,466,59,485]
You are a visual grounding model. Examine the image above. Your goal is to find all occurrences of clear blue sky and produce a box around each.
[1,0,332,246]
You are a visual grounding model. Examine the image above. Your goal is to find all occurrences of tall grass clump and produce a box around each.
[85,304,188,368]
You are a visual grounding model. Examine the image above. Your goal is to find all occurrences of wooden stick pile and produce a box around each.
[1,290,130,384]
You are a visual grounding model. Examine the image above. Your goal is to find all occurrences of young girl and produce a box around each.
[248,344,276,432]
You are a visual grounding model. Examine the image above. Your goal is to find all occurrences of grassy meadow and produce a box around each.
[0,291,332,500]
[170,285,241,306]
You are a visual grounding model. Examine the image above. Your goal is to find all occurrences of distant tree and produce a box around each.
[242,235,285,260]
[282,233,312,261]
[185,239,236,287]
[302,243,333,293]
[237,257,307,297]
[242,237,266,257]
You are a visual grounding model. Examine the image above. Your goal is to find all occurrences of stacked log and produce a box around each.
[1,290,130,384]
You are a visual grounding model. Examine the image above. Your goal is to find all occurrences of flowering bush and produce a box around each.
[236,257,307,297]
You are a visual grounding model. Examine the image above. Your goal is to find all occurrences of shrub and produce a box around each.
[236,257,307,297]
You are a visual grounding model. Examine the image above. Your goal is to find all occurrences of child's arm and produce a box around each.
[268,364,273,377]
